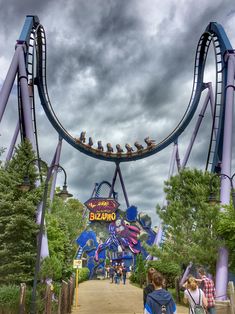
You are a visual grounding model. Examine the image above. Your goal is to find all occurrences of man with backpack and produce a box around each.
[144,272,177,314]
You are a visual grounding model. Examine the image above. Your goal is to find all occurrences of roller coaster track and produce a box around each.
[95,180,117,199]
[18,16,233,168]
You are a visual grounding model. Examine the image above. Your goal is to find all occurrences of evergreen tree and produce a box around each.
[0,140,42,284]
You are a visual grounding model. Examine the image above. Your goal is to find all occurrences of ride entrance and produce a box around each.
[76,180,156,279]
[0,15,235,300]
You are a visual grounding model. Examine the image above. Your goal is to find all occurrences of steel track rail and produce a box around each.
[18,16,233,165]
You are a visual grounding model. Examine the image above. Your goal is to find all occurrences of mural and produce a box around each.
[75,202,156,279]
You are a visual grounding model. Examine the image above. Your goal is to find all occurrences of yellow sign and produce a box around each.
[89,212,116,221]
[73,259,82,269]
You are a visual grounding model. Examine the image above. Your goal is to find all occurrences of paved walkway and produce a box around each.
[71,279,188,314]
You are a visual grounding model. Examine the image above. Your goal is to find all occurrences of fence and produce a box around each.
[214,281,235,314]
[18,277,75,314]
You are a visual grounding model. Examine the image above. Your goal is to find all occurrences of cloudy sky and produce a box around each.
[0,0,235,227]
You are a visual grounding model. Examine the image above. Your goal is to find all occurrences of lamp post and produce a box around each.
[19,158,73,314]
[209,173,235,209]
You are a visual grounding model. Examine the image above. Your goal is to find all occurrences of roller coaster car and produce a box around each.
[125,143,134,154]
[134,141,144,151]
[106,143,114,152]
[97,141,104,151]
[144,137,156,147]
[116,144,124,153]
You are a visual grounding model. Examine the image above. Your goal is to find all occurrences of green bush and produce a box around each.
[129,254,146,287]
[39,256,62,281]
[0,270,89,314]
[0,285,19,313]
[129,272,138,283]
[78,267,89,283]
[146,260,180,288]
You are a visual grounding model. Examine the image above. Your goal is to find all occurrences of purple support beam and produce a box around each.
[208,83,218,142]
[49,138,63,207]
[18,45,35,148]
[19,44,50,260]
[216,53,235,300]
[179,262,193,287]
[182,85,210,168]
[117,163,130,208]
[109,164,118,198]
[154,223,163,247]
[176,146,181,172]
[36,201,49,259]
[0,47,19,122]
[168,141,178,177]
[154,141,179,248]
[208,83,215,119]
[5,121,20,162]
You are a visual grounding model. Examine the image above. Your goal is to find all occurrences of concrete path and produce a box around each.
[71,279,188,314]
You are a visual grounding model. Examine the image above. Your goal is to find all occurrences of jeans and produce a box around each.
[207,307,216,314]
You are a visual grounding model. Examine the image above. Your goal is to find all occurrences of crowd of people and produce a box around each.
[143,267,216,314]
[102,264,216,313]
[105,264,128,285]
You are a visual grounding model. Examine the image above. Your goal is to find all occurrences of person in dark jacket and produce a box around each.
[144,272,177,314]
[144,268,157,306]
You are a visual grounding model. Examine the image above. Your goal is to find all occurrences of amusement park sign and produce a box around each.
[84,198,119,222]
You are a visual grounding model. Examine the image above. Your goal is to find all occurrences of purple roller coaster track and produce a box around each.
[0,15,235,300]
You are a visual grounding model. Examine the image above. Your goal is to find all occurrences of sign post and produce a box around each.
[73,259,82,307]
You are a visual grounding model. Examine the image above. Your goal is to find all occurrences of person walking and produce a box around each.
[198,268,216,314]
[183,276,207,314]
[143,268,157,306]
[122,265,127,285]
[116,267,121,284]
[109,266,115,283]
[144,272,177,314]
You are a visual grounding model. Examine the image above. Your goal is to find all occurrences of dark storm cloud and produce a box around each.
[0,0,51,36]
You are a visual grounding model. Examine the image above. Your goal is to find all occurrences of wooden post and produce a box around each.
[57,287,62,314]
[67,280,71,313]
[19,283,26,314]
[68,278,74,313]
[228,281,235,314]
[45,283,52,314]
[61,280,68,314]
[215,300,231,314]
[75,268,79,307]
[175,277,181,303]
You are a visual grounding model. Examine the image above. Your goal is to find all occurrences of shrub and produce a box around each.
[39,256,62,282]
[146,260,180,288]
[0,285,19,314]
[78,267,89,283]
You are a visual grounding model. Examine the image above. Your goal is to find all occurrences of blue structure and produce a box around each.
[75,204,156,279]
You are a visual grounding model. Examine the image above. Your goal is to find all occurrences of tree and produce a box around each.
[0,140,42,284]
[45,196,86,280]
[147,169,221,275]
[217,204,235,272]
[50,196,85,241]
